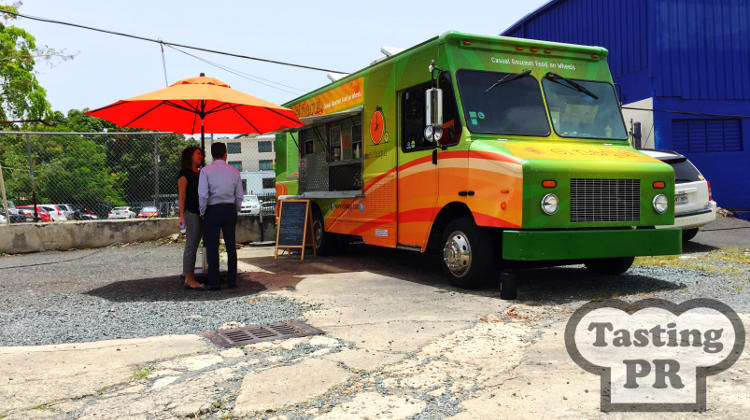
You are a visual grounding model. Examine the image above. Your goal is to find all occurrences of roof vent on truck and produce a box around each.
[370,46,405,65]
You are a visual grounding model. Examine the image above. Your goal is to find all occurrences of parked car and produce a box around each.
[88,203,112,219]
[17,205,52,222]
[163,201,178,217]
[642,149,717,241]
[56,204,75,220]
[0,212,5,224]
[108,206,136,219]
[1,200,28,223]
[11,203,35,223]
[73,207,99,220]
[138,206,159,218]
[158,201,177,218]
[260,200,275,216]
[40,204,66,222]
[240,195,261,215]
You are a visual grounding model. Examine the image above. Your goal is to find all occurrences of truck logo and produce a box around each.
[370,107,387,145]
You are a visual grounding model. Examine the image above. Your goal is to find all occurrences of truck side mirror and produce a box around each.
[424,88,443,143]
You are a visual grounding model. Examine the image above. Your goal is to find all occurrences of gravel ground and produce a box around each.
[0,242,311,346]
[0,218,748,347]
[1,219,749,419]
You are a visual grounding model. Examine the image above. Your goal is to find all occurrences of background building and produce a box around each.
[502,0,750,218]
[211,135,276,196]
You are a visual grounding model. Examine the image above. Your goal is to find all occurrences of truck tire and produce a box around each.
[312,207,343,256]
[584,256,635,275]
[682,228,699,242]
[441,217,495,289]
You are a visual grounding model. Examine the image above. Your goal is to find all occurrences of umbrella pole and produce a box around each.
[200,118,206,167]
[199,116,209,273]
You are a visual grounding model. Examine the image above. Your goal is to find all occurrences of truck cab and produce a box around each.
[275,32,681,291]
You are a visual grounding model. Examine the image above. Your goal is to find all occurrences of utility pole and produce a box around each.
[154,136,159,208]
[25,133,38,222]
[0,162,10,225]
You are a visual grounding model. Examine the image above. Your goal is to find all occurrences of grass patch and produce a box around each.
[213,401,222,409]
[712,248,750,264]
[30,404,50,410]
[0,413,7,418]
[132,367,151,381]
[634,248,749,276]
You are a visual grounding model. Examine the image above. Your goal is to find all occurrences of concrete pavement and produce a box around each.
[0,217,748,418]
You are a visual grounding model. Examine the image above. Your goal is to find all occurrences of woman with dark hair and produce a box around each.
[178,146,203,289]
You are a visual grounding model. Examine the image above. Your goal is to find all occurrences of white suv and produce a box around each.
[641,149,716,242]
[109,206,136,219]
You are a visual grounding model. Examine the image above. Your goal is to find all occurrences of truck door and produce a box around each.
[435,71,466,209]
[397,83,439,248]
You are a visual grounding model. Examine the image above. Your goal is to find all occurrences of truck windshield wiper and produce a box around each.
[545,72,598,100]
[484,69,532,93]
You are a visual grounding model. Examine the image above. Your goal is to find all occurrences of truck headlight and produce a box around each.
[541,193,559,215]
[652,194,668,214]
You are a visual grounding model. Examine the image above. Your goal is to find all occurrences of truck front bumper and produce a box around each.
[502,228,682,261]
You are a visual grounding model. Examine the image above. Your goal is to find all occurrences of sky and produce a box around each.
[10,0,548,116]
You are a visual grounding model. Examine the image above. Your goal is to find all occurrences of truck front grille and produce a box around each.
[570,178,641,223]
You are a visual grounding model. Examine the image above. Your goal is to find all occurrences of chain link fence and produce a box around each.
[0,132,277,223]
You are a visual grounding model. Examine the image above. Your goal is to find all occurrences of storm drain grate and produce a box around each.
[202,320,323,348]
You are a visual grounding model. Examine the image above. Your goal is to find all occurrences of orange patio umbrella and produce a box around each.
[87,73,303,158]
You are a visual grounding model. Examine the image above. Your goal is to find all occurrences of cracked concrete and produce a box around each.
[1,244,749,419]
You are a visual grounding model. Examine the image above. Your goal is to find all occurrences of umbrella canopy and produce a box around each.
[87,74,303,156]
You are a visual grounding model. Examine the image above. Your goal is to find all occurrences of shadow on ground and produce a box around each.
[86,242,685,304]
[241,244,684,305]
[85,273,267,302]
[681,241,719,254]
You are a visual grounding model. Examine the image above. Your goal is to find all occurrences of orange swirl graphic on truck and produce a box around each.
[323,150,523,249]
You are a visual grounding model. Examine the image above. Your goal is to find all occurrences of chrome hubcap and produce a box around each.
[443,230,472,278]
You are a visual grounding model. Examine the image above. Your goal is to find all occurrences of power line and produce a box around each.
[167,45,305,92]
[2,9,348,74]
[166,45,305,95]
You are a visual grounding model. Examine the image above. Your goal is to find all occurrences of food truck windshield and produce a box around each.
[455,69,627,140]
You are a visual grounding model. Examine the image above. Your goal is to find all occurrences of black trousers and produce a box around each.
[204,203,237,287]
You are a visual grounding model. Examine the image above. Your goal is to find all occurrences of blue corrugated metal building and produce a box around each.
[502,0,750,216]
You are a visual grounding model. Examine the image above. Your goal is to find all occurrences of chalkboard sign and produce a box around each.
[274,200,315,260]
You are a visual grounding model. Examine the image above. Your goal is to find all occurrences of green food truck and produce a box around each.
[274,31,681,297]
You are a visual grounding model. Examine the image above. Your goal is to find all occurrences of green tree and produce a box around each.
[1,109,200,211]
[58,109,199,205]
[0,4,197,213]
[0,121,126,209]
[0,3,51,123]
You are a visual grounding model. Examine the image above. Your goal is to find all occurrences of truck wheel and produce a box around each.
[441,218,494,289]
[312,208,343,256]
[584,257,635,275]
[682,228,699,242]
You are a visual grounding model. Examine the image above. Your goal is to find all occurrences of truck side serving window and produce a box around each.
[301,128,315,155]
[400,77,462,153]
[456,69,549,136]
